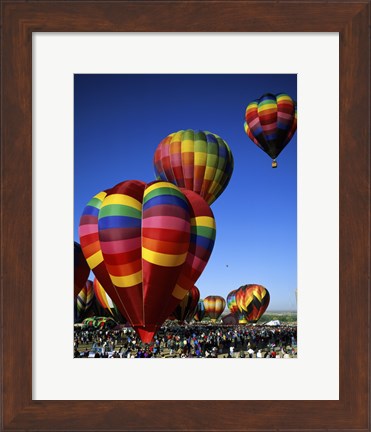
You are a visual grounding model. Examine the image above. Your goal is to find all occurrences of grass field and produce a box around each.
[260,312,297,323]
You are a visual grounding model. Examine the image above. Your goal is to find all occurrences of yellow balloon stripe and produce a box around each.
[142,247,187,267]
[172,284,188,300]
[144,181,180,196]
[181,139,194,153]
[191,216,216,229]
[94,191,107,201]
[194,151,207,166]
[277,94,292,102]
[100,194,142,211]
[86,250,104,269]
[110,270,142,288]
[203,165,216,181]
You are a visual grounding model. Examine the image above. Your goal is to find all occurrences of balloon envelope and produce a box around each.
[154,129,234,205]
[235,284,270,323]
[79,180,215,343]
[76,280,94,318]
[244,93,297,164]
[193,300,206,322]
[204,295,226,322]
[171,285,200,323]
[74,241,90,297]
[93,277,123,320]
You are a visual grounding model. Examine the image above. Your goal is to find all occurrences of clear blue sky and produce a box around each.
[74,74,297,311]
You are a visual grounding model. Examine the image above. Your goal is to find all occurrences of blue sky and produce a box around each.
[74,74,297,311]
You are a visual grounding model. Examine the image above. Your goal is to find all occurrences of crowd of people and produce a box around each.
[74,321,297,359]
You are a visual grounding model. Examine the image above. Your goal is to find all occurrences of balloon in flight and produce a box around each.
[244,93,297,168]
[153,129,234,205]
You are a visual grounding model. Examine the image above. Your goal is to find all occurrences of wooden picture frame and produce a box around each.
[1,1,369,430]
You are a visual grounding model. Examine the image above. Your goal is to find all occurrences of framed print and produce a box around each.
[1,1,369,431]
[33,33,337,402]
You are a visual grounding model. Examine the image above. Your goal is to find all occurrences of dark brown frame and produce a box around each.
[1,1,370,431]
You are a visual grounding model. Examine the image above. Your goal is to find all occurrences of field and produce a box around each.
[259,312,297,323]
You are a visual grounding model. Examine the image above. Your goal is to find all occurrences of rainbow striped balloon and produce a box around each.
[79,180,216,343]
[226,289,239,315]
[204,295,226,322]
[235,284,270,323]
[244,93,297,167]
[154,129,234,205]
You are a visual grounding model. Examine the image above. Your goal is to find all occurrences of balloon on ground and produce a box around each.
[171,285,200,323]
[235,284,270,323]
[204,295,226,322]
[76,280,94,318]
[74,241,90,297]
[79,180,215,343]
[193,300,206,322]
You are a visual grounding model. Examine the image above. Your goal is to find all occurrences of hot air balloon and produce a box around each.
[226,290,239,315]
[193,300,206,322]
[153,129,234,205]
[76,280,94,318]
[204,295,226,322]
[171,285,200,323]
[74,241,90,297]
[226,289,246,323]
[79,180,216,343]
[235,284,270,323]
[244,93,297,168]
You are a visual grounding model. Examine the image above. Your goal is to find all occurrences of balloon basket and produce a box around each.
[272,160,277,168]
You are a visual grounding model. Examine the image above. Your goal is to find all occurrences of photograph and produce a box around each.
[74,74,298,359]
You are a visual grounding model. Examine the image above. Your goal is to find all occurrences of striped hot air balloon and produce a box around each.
[154,129,234,205]
[204,295,226,322]
[79,180,216,343]
[226,290,239,315]
[226,289,246,323]
[76,280,94,318]
[244,93,297,168]
[235,284,270,324]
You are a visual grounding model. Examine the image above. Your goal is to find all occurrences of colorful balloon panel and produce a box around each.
[204,295,226,322]
[235,284,270,323]
[153,129,234,205]
[78,189,127,316]
[172,285,200,322]
[163,189,216,316]
[93,277,117,316]
[226,290,239,315]
[76,280,94,317]
[74,241,90,297]
[244,93,297,163]
[193,300,205,322]
[79,180,215,343]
